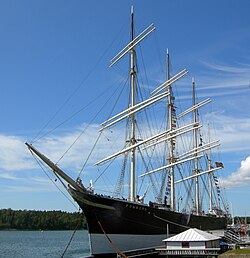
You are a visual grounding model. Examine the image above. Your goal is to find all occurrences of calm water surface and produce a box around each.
[0,230,90,258]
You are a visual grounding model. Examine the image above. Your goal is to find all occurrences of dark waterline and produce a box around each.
[0,230,90,258]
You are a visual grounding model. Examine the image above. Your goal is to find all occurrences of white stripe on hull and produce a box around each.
[89,233,168,255]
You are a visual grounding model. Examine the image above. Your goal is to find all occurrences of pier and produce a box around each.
[117,247,159,257]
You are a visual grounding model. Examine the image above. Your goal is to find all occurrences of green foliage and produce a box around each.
[0,209,87,230]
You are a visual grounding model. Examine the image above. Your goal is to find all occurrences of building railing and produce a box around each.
[157,248,220,256]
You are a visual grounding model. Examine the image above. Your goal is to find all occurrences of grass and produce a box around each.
[222,248,250,254]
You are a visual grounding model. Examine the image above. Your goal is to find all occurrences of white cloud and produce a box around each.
[1,114,249,167]
[0,135,35,171]
[201,62,250,74]
[0,172,21,181]
[1,108,250,190]
[0,123,124,172]
[3,185,57,193]
[220,156,250,188]
[204,112,250,153]
[0,170,52,186]
[31,123,124,172]
[184,61,250,96]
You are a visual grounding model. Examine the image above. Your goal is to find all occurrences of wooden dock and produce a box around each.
[116,247,160,257]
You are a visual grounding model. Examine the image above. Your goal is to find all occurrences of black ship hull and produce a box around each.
[69,188,227,257]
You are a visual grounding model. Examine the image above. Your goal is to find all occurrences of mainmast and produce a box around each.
[130,6,136,202]
[167,49,175,211]
[192,78,200,215]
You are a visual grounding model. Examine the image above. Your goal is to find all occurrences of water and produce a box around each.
[0,230,90,258]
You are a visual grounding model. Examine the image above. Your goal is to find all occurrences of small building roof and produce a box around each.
[163,228,221,242]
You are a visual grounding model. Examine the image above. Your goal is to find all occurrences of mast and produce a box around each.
[167,49,175,211]
[102,10,155,202]
[192,78,200,215]
[208,125,213,212]
[130,6,136,202]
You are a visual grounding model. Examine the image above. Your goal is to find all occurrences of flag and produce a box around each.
[215,162,224,168]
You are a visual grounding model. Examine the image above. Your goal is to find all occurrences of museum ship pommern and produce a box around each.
[26,7,228,257]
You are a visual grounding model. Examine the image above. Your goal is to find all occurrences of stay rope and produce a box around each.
[31,23,127,144]
[56,74,129,172]
[28,149,78,209]
[61,212,84,258]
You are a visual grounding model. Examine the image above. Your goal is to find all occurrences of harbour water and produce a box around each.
[0,230,90,258]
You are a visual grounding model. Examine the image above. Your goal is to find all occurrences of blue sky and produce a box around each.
[0,0,250,216]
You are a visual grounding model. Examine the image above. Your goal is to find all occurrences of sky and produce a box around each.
[0,0,250,216]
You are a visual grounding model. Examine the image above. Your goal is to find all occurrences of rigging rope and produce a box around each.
[31,23,127,144]
[93,156,116,185]
[78,132,102,178]
[77,75,130,179]
[137,147,159,201]
[61,212,84,258]
[97,218,127,258]
[114,152,128,198]
[56,74,130,175]
[153,214,190,230]
[29,150,78,209]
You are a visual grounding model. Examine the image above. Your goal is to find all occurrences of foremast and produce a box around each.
[106,7,156,202]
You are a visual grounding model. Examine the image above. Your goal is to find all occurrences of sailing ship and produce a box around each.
[26,8,228,257]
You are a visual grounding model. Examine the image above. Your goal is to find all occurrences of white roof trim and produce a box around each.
[163,228,221,242]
